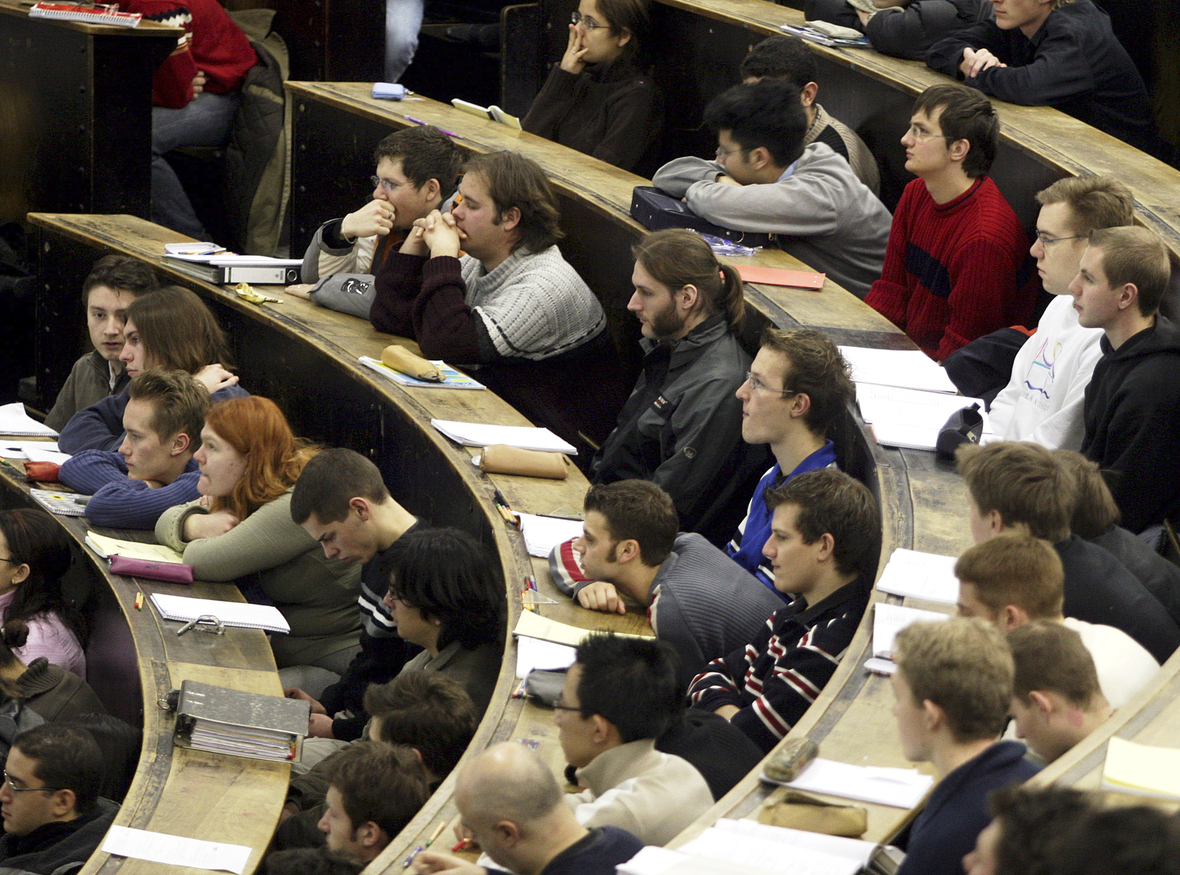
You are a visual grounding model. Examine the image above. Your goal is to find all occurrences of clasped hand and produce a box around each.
[960,47,1006,79]
[403,210,465,258]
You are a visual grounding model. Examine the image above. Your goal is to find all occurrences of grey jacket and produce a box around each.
[299,218,380,319]
[652,143,892,298]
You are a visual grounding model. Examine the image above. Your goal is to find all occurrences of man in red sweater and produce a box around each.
[865,84,1034,361]
[121,0,255,240]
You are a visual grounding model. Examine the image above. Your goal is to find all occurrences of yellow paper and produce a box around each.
[85,531,185,565]
[1101,736,1180,800]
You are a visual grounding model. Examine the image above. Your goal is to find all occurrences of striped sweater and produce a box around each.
[688,582,870,752]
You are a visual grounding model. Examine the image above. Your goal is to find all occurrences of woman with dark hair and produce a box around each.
[382,527,505,718]
[58,285,248,454]
[522,0,664,174]
[0,510,86,678]
[156,397,361,672]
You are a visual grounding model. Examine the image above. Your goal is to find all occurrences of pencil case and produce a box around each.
[110,555,195,584]
[758,789,868,837]
[381,345,441,382]
[23,462,60,482]
[479,445,569,479]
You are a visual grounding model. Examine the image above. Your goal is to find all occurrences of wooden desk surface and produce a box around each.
[284,83,901,344]
[0,0,181,33]
[651,0,1180,252]
[0,471,287,875]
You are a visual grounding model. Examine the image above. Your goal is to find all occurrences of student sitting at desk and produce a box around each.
[651,79,891,299]
[370,150,627,457]
[890,619,1040,875]
[44,255,158,434]
[0,620,105,726]
[590,229,770,544]
[289,127,463,319]
[803,0,990,62]
[0,511,86,680]
[57,285,246,455]
[522,0,663,175]
[59,370,209,530]
[925,0,1167,159]
[740,35,880,196]
[689,469,880,753]
[155,397,362,673]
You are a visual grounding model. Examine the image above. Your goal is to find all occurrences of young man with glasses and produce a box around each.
[865,84,1033,361]
[0,724,117,873]
[289,126,463,319]
[652,78,890,299]
[982,176,1134,449]
[727,327,855,594]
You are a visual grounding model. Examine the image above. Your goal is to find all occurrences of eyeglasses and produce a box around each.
[715,144,745,159]
[553,698,587,716]
[905,125,955,141]
[745,372,795,396]
[570,10,606,28]
[2,771,60,794]
[370,175,408,194]
[0,558,16,565]
[1034,230,1088,247]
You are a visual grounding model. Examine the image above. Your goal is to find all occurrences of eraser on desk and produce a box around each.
[372,82,406,100]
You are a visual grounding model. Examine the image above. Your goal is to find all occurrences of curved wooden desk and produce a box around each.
[0,473,290,875]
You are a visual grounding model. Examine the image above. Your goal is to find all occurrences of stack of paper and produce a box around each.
[175,680,308,763]
[0,403,58,438]
[867,604,950,674]
[518,513,583,558]
[618,819,880,875]
[875,549,959,604]
[838,347,958,394]
[1100,737,1180,800]
[764,757,934,808]
[855,383,987,451]
[430,420,577,454]
[0,441,68,464]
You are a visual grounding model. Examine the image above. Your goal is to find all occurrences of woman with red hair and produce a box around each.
[155,397,361,673]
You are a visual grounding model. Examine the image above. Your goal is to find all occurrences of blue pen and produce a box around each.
[403,845,424,869]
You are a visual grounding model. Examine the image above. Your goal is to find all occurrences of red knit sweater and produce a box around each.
[865,177,1034,361]
[120,0,255,108]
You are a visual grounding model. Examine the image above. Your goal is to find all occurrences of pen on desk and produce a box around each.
[403,845,424,869]
[425,821,447,848]
[493,490,520,526]
[451,838,471,853]
[73,496,90,506]
[134,592,144,611]
[404,116,463,139]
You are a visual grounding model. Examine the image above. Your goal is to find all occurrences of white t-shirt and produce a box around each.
[1063,616,1160,709]
[987,295,1104,450]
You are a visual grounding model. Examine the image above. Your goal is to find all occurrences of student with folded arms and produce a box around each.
[155,397,361,672]
[58,285,246,454]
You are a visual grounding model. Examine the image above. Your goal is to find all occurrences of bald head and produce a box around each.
[456,742,562,829]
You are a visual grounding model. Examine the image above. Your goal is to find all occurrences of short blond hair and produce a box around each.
[955,532,1065,619]
[895,618,1013,742]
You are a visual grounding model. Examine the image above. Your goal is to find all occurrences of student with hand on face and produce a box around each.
[370,151,626,458]
[57,285,246,455]
[289,127,464,319]
[522,0,663,175]
[59,370,210,530]
[0,511,86,680]
[44,256,159,433]
[155,397,362,673]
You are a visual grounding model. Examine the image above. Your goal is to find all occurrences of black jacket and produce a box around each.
[1081,316,1180,534]
[805,0,991,61]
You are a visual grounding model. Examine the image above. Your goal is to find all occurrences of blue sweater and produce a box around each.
[59,450,200,530]
[726,441,838,595]
[897,741,1040,875]
[57,384,249,454]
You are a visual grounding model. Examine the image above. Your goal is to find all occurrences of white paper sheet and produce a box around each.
[773,757,934,808]
[429,419,577,454]
[872,603,950,659]
[518,513,584,558]
[875,548,960,604]
[0,403,58,438]
[515,635,577,677]
[838,347,958,394]
[0,440,62,460]
[102,825,252,874]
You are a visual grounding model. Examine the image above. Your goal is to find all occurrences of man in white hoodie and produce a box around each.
[985,176,1133,449]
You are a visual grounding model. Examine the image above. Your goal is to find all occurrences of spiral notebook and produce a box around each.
[149,593,290,634]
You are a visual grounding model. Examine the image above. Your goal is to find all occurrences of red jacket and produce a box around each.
[121,0,255,108]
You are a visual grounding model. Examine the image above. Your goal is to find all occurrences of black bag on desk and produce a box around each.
[631,186,775,248]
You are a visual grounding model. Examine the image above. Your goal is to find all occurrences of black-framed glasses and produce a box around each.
[2,771,60,794]
[0,558,16,565]
[1034,230,1088,247]
[553,698,587,716]
[570,10,606,28]
[744,371,795,396]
